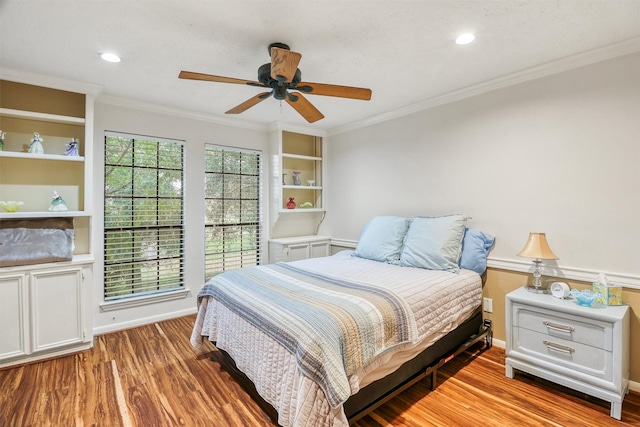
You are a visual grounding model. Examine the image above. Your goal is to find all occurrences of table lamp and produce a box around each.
[517,232,558,293]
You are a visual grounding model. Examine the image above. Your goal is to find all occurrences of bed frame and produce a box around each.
[213,306,492,425]
[345,307,492,423]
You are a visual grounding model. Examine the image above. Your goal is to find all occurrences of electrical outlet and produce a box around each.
[483,297,493,313]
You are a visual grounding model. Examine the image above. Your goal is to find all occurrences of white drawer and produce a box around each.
[513,326,612,381]
[513,303,612,350]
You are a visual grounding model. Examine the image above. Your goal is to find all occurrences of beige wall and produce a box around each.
[323,52,640,384]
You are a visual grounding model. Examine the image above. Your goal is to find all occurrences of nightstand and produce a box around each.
[505,286,630,420]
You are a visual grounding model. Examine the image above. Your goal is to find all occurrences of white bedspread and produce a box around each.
[191,251,482,427]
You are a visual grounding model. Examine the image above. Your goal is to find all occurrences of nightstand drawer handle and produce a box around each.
[543,340,575,354]
[543,321,575,333]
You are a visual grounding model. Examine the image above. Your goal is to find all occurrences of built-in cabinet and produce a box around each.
[0,263,93,365]
[0,76,98,368]
[268,235,331,263]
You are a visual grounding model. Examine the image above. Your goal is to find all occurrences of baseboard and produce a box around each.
[93,307,197,336]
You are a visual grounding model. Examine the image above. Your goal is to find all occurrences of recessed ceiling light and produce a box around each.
[455,33,475,45]
[100,52,122,63]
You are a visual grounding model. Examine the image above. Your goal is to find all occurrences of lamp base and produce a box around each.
[525,284,549,294]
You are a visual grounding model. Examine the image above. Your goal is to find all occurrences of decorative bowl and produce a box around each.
[0,200,24,212]
[306,180,316,186]
[569,289,602,307]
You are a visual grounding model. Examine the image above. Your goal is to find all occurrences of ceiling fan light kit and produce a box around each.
[179,42,372,123]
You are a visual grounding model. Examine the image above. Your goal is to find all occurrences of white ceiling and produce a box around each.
[1,1,639,131]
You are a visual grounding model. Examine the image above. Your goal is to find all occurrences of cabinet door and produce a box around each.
[310,241,330,258]
[30,267,85,353]
[0,273,29,361]
[287,243,310,261]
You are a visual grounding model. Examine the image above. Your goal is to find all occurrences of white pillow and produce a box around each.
[400,215,467,272]
[354,216,410,264]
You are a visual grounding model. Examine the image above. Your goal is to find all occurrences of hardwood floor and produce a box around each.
[1,314,638,426]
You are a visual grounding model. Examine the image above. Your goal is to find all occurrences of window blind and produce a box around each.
[104,132,185,300]
[204,145,262,280]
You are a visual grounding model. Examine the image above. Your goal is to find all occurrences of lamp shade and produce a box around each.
[517,232,558,260]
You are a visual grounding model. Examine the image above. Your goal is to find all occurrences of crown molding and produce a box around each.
[267,121,328,137]
[328,37,640,136]
[96,94,269,132]
[0,67,103,96]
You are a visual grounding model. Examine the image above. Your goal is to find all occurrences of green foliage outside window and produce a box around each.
[104,134,184,299]
[205,145,261,280]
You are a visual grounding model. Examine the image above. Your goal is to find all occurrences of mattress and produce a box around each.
[191,250,482,427]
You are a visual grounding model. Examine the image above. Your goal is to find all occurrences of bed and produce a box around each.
[191,215,495,426]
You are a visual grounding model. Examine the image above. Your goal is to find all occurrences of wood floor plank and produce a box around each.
[1,315,639,426]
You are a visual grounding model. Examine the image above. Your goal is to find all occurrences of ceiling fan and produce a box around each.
[179,43,372,123]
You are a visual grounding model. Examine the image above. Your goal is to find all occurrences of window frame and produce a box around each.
[102,131,186,305]
[204,144,263,281]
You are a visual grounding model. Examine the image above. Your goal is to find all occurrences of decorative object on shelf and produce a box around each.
[517,232,558,294]
[65,138,79,156]
[28,132,45,154]
[569,289,602,307]
[306,180,315,186]
[293,171,301,185]
[48,191,68,212]
[282,173,287,185]
[593,272,623,306]
[300,201,313,208]
[286,197,296,209]
[0,129,5,151]
[0,200,24,212]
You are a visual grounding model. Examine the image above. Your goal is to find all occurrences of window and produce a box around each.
[205,145,261,280]
[104,132,184,300]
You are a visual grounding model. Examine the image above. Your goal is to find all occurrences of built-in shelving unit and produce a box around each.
[268,125,329,242]
[0,81,90,217]
[0,76,99,368]
[273,130,324,213]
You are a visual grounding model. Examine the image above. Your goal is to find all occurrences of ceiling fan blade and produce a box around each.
[286,92,324,123]
[225,92,273,114]
[296,82,372,100]
[179,70,262,86]
[270,47,302,83]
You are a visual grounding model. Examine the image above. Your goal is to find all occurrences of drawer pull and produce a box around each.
[543,340,575,354]
[543,321,575,333]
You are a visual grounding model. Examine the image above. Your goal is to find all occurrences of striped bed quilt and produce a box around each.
[192,251,482,426]
[195,262,418,408]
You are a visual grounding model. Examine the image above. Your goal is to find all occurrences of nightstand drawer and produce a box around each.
[513,326,612,380]
[513,304,612,351]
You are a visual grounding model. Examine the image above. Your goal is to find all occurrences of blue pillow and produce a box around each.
[399,215,467,273]
[459,228,495,274]
[354,216,410,264]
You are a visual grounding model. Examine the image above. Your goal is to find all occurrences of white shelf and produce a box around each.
[0,107,85,125]
[279,208,326,213]
[282,185,322,190]
[282,153,322,161]
[0,210,90,219]
[0,151,84,162]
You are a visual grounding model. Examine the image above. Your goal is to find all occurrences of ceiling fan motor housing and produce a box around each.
[257,63,302,99]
